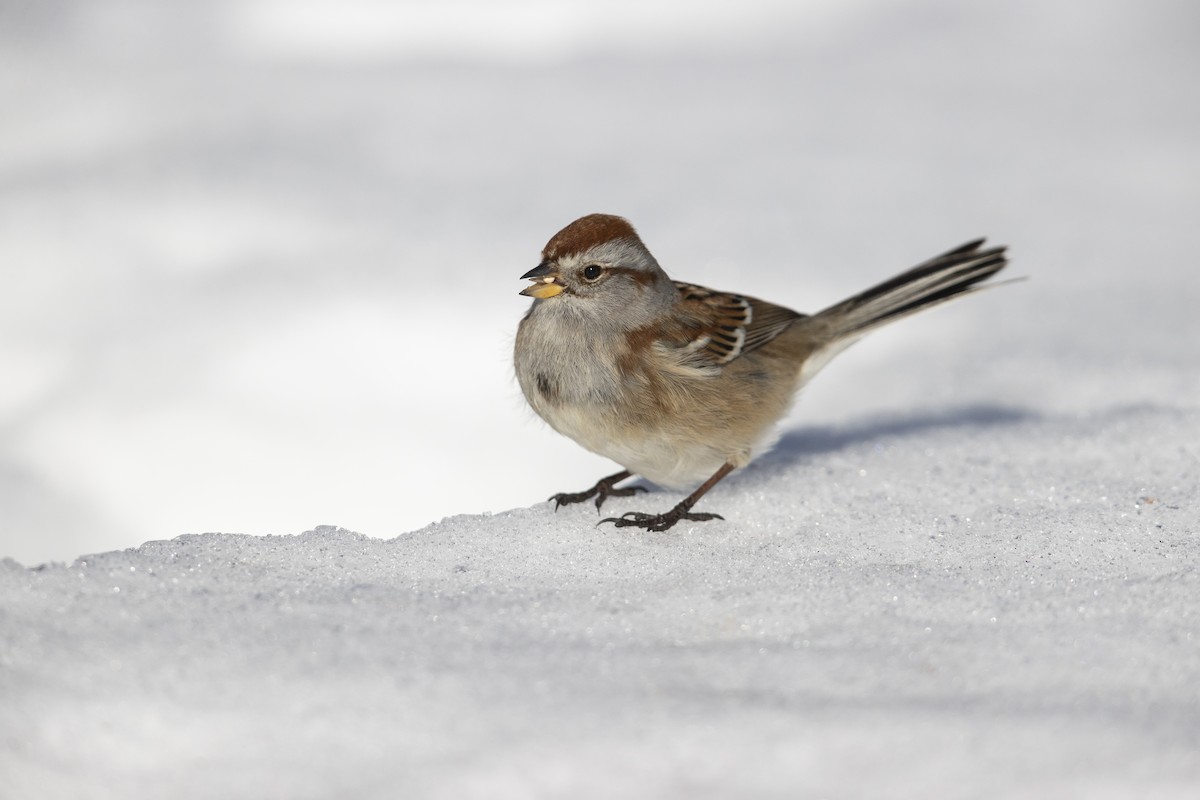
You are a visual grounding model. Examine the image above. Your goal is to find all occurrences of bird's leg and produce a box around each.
[601,462,734,532]
[549,469,647,512]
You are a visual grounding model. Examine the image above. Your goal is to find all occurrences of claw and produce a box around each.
[592,484,645,511]
[547,470,641,512]
[549,491,589,511]
[599,510,724,532]
[570,463,733,532]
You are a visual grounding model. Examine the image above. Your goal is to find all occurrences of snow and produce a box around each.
[2,0,1200,796]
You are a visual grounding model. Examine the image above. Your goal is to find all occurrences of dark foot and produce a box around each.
[550,470,646,512]
[599,509,724,532]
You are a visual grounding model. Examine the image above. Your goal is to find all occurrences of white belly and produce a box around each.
[538,401,728,489]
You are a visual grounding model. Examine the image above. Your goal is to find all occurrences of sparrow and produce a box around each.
[514,214,1008,531]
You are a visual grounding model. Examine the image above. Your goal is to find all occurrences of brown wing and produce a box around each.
[672,281,804,367]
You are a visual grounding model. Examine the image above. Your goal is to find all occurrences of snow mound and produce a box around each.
[3,404,1197,799]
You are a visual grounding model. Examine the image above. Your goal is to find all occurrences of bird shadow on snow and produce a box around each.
[746,403,1038,479]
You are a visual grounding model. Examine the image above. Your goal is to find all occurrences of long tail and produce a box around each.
[790,239,1010,386]
[814,238,1009,337]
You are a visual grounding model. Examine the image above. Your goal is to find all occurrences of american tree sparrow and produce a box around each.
[515,214,1009,531]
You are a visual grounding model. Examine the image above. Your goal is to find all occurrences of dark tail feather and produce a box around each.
[815,239,1009,337]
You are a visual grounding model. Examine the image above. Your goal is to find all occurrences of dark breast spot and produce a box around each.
[536,373,560,403]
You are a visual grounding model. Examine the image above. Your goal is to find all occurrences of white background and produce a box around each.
[2,2,1199,796]
[3,0,1197,565]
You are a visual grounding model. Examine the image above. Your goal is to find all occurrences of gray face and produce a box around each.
[532,239,679,331]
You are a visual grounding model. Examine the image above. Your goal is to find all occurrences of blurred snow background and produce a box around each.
[2,2,1200,797]
[1,0,1197,564]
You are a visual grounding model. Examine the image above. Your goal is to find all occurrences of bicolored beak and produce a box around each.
[520,261,565,299]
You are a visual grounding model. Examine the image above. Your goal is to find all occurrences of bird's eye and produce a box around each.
[582,264,603,281]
